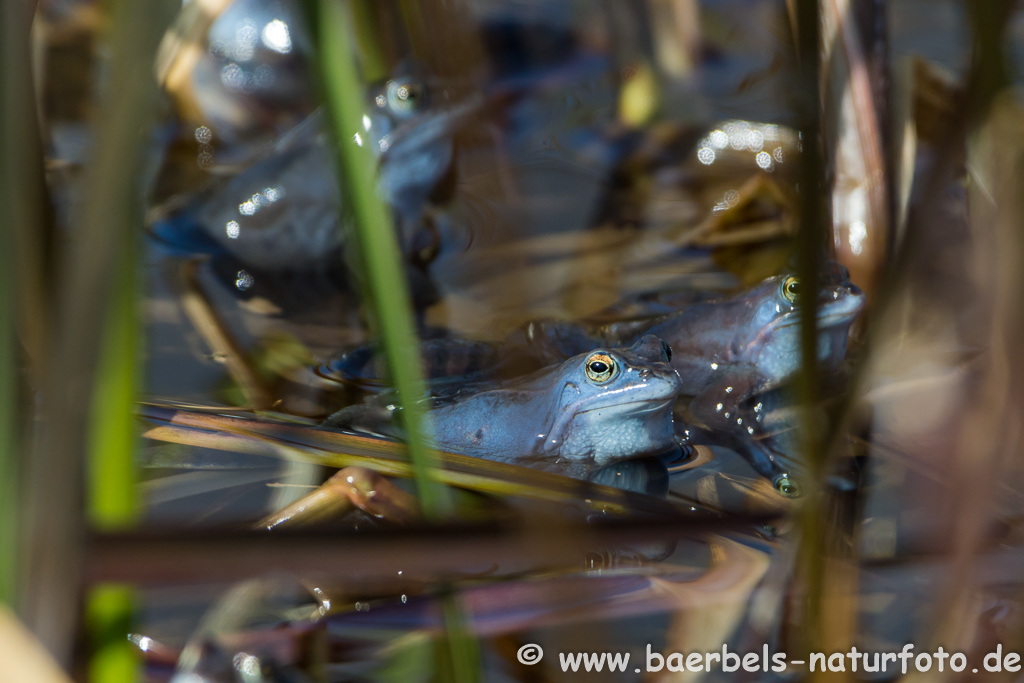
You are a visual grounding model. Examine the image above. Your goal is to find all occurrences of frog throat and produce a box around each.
[538,380,677,459]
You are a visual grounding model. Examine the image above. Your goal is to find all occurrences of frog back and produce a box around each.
[429,383,556,465]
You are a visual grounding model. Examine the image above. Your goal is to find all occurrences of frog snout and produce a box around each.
[832,280,863,300]
[825,282,866,317]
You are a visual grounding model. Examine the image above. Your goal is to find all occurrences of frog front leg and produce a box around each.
[686,365,767,435]
[685,369,802,496]
[259,467,420,530]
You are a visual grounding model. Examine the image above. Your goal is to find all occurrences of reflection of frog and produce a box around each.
[327,336,683,483]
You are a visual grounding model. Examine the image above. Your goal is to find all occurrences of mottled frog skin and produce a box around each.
[507,264,865,393]
[335,266,864,393]
[327,336,683,482]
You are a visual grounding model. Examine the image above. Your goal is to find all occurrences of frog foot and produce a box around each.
[258,467,420,530]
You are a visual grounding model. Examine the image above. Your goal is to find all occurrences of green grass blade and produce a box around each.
[313,0,450,521]
[86,585,138,683]
[87,238,140,531]
[437,594,481,683]
[0,0,22,604]
[311,3,471,677]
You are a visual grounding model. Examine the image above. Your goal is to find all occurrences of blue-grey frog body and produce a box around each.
[326,335,683,482]
[643,265,864,487]
[153,0,479,273]
[182,77,477,272]
[332,266,865,401]
[325,267,865,487]
[641,264,865,397]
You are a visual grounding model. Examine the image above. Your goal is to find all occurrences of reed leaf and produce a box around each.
[15,0,174,669]
[0,0,29,607]
[311,0,449,520]
[308,3,468,678]
[87,240,141,531]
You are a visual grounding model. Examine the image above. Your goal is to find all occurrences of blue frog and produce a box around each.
[640,267,865,404]
[156,73,477,273]
[325,267,864,490]
[326,335,683,485]
[636,266,864,490]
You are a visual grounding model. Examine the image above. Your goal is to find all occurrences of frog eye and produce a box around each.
[585,353,617,383]
[774,474,802,498]
[781,276,801,304]
[386,77,425,118]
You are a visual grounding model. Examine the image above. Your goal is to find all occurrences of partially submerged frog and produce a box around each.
[153,72,478,273]
[326,335,683,483]
[324,267,864,489]
[639,266,864,399]
[512,266,863,417]
[335,265,864,395]
[153,0,474,272]
[262,336,683,554]
[643,265,864,487]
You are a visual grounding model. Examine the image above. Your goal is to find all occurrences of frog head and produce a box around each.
[541,335,683,466]
[739,264,865,384]
[365,68,483,227]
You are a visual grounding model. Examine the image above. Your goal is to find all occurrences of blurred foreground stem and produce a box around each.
[88,238,141,531]
[80,1,162,678]
[790,0,828,668]
[0,0,27,606]
[312,2,471,679]
[85,236,142,683]
[20,0,173,668]
[313,0,449,521]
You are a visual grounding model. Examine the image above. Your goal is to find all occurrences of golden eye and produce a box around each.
[585,353,616,383]
[386,78,424,117]
[781,276,801,304]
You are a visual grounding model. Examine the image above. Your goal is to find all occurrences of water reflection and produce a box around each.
[260,19,291,54]
[696,120,785,172]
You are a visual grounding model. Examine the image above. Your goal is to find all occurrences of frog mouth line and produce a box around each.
[576,398,676,416]
[817,308,864,325]
[761,295,866,336]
